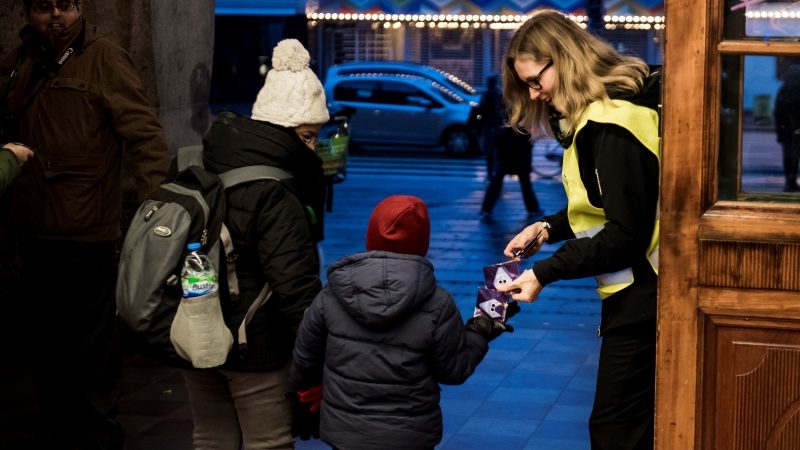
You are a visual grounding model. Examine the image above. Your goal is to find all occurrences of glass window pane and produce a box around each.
[724,0,800,40]
[719,55,800,199]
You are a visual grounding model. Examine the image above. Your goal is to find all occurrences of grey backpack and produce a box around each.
[116,145,291,368]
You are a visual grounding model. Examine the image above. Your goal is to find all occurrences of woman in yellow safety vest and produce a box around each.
[497,10,661,450]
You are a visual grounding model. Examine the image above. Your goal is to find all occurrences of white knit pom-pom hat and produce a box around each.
[251,39,330,127]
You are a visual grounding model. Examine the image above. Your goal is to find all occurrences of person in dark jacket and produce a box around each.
[497,11,661,450]
[0,142,33,195]
[479,74,505,178]
[0,1,169,448]
[480,125,541,217]
[774,64,800,192]
[289,194,512,450]
[180,38,328,450]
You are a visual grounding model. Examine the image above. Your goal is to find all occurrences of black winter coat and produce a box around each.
[203,111,325,372]
[290,251,488,450]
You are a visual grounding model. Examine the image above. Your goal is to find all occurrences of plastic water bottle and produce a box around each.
[172,242,232,369]
[181,242,218,298]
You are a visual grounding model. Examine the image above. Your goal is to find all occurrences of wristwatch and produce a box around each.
[540,221,552,242]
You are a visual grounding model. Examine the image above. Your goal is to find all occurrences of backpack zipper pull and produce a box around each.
[200,229,208,246]
[144,202,163,221]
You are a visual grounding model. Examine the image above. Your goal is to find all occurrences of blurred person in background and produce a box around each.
[774,64,800,192]
[478,73,505,179]
[480,124,541,218]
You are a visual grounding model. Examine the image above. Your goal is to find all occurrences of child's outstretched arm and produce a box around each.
[430,288,491,385]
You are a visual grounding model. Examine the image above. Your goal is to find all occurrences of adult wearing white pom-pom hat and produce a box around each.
[182,38,329,449]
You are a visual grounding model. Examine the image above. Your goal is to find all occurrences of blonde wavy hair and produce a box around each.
[503,10,649,138]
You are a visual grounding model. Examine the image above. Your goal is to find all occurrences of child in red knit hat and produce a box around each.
[289,194,513,449]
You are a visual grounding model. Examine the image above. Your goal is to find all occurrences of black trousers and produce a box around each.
[781,142,800,191]
[21,239,124,450]
[481,171,540,214]
[589,320,656,450]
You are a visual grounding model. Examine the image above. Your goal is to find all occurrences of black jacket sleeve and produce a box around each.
[533,122,659,286]
[254,181,322,333]
[430,288,489,385]
[289,291,328,389]
[540,208,571,243]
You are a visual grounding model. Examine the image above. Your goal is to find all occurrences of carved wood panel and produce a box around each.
[699,240,800,291]
[705,317,800,450]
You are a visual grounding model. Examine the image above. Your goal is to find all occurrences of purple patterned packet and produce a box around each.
[483,260,521,290]
[474,287,511,323]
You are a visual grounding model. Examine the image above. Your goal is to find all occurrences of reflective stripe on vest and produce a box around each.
[562,99,660,299]
[574,224,635,287]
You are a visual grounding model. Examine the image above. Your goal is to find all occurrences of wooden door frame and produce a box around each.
[658,0,800,448]
[657,0,717,442]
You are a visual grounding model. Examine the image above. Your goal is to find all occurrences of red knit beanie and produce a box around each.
[365,195,430,257]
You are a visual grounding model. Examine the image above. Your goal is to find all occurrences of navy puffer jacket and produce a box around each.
[290,251,488,450]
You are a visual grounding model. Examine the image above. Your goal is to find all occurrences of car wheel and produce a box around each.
[443,128,475,156]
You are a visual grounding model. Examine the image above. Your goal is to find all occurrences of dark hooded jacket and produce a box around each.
[0,20,168,241]
[775,65,800,148]
[290,251,488,450]
[536,67,661,333]
[203,110,325,371]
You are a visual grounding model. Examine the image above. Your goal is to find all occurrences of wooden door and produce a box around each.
[659,0,800,448]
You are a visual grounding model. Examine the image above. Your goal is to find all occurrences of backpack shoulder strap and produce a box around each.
[176,145,205,171]
[215,164,296,355]
[218,165,293,189]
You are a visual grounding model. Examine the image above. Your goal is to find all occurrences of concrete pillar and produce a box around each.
[149,0,216,152]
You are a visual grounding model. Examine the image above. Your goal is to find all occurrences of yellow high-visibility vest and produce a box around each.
[561,99,660,299]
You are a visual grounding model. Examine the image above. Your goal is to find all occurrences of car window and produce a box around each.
[334,80,379,102]
[376,81,443,108]
[333,64,477,98]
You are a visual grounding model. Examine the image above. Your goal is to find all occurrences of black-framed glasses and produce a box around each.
[32,1,77,14]
[524,61,553,90]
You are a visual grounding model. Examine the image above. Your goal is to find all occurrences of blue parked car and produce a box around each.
[325,61,481,104]
[324,71,481,155]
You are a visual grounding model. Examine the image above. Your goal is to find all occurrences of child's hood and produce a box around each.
[325,251,438,330]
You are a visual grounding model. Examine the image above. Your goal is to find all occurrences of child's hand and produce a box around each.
[288,385,322,440]
[497,269,543,303]
[505,301,521,320]
[465,315,514,342]
[297,384,323,413]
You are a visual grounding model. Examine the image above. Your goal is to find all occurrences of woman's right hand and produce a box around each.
[504,222,550,260]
